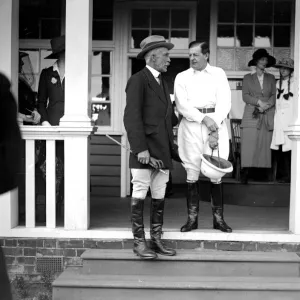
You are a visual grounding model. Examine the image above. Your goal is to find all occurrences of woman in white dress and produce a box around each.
[271,58,294,183]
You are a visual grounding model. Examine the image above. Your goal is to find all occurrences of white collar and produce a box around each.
[146,65,160,78]
[192,63,213,74]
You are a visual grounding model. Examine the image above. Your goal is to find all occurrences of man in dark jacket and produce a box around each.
[124,35,177,260]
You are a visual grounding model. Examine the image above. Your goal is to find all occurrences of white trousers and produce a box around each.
[131,168,170,199]
[178,117,229,182]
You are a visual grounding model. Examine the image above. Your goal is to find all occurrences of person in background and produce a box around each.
[271,58,294,183]
[174,41,232,233]
[124,35,179,260]
[18,52,41,125]
[0,73,20,300]
[240,49,276,183]
[37,35,65,208]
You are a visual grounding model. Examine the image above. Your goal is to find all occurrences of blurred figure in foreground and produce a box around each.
[0,72,19,300]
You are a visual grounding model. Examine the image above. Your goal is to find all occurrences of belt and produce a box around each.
[197,107,215,114]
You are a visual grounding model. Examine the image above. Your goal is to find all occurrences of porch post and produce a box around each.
[61,0,93,230]
[0,0,19,233]
[287,0,300,234]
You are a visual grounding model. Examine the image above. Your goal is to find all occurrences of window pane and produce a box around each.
[19,15,39,39]
[218,1,235,23]
[41,19,61,39]
[236,49,254,70]
[92,52,111,75]
[131,30,150,48]
[151,30,169,40]
[92,103,111,126]
[93,0,113,20]
[217,25,234,47]
[274,26,290,47]
[236,26,253,47]
[254,25,272,47]
[255,0,273,23]
[93,21,113,40]
[217,48,234,70]
[170,31,189,49]
[171,10,189,29]
[151,9,169,28]
[132,9,150,28]
[273,48,291,63]
[237,0,254,23]
[274,0,292,23]
[91,77,110,100]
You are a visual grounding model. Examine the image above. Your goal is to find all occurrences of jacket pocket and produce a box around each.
[144,124,158,135]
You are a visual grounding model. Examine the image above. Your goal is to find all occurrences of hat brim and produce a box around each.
[248,55,276,68]
[44,50,65,60]
[137,42,174,60]
[274,64,294,70]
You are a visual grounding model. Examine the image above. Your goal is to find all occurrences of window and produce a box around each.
[91,51,112,126]
[216,0,293,72]
[92,0,114,40]
[131,8,191,50]
[19,0,63,39]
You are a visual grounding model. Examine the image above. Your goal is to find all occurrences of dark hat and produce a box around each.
[137,35,174,60]
[274,58,294,70]
[248,49,276,68]
[44,35,65,59]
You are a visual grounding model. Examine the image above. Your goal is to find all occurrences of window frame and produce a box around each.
[210,0,295,79]
[127,1,197,57]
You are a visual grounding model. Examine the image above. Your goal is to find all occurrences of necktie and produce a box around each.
[157,74,161,85]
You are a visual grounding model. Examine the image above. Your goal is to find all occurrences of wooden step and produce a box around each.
[52,267,300,300]
[80,249,300,277]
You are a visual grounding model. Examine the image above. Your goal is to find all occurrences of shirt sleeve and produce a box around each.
[211,69,231,127]
[174,73,205,123]
[242,75,259,106]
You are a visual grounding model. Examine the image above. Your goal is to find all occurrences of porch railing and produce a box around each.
[1,125,94,232]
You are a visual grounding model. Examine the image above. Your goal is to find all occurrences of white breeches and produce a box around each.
[131,169,170,199]
[178,117,230,183]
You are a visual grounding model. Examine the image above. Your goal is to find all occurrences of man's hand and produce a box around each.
[137,150,150,165]
[149,157,165,169]
[208,131,219,150]
[202,116,218,132]
[42,121,51,126]
[32,110,41,124]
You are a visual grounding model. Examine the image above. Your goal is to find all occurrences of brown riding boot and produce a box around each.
[211,182,232,233]
[131,198,157,260]
[150,198,176,256]
[180,182,200,232]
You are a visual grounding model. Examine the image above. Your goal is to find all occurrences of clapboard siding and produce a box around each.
[90,135,121,197]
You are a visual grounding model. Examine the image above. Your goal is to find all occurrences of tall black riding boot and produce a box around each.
[211,182,232,233]
[150,198,176,256]
[180,182,200,232]
[131,198,157,260]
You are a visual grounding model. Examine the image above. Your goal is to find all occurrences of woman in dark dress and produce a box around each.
[240,49,276,183]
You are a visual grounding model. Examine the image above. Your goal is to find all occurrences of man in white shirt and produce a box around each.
[174,41,232,233]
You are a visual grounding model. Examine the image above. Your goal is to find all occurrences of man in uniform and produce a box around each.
[174,41,232,233]
[124,35,178,259]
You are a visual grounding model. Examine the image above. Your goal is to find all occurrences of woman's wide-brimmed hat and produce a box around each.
[248,49,276,68]
[44,35,65,59]
[137,35,174,60]
[274,58,294,70]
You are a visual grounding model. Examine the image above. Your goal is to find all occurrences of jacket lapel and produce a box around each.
[143,68,167,105]
[252,73,263,95]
